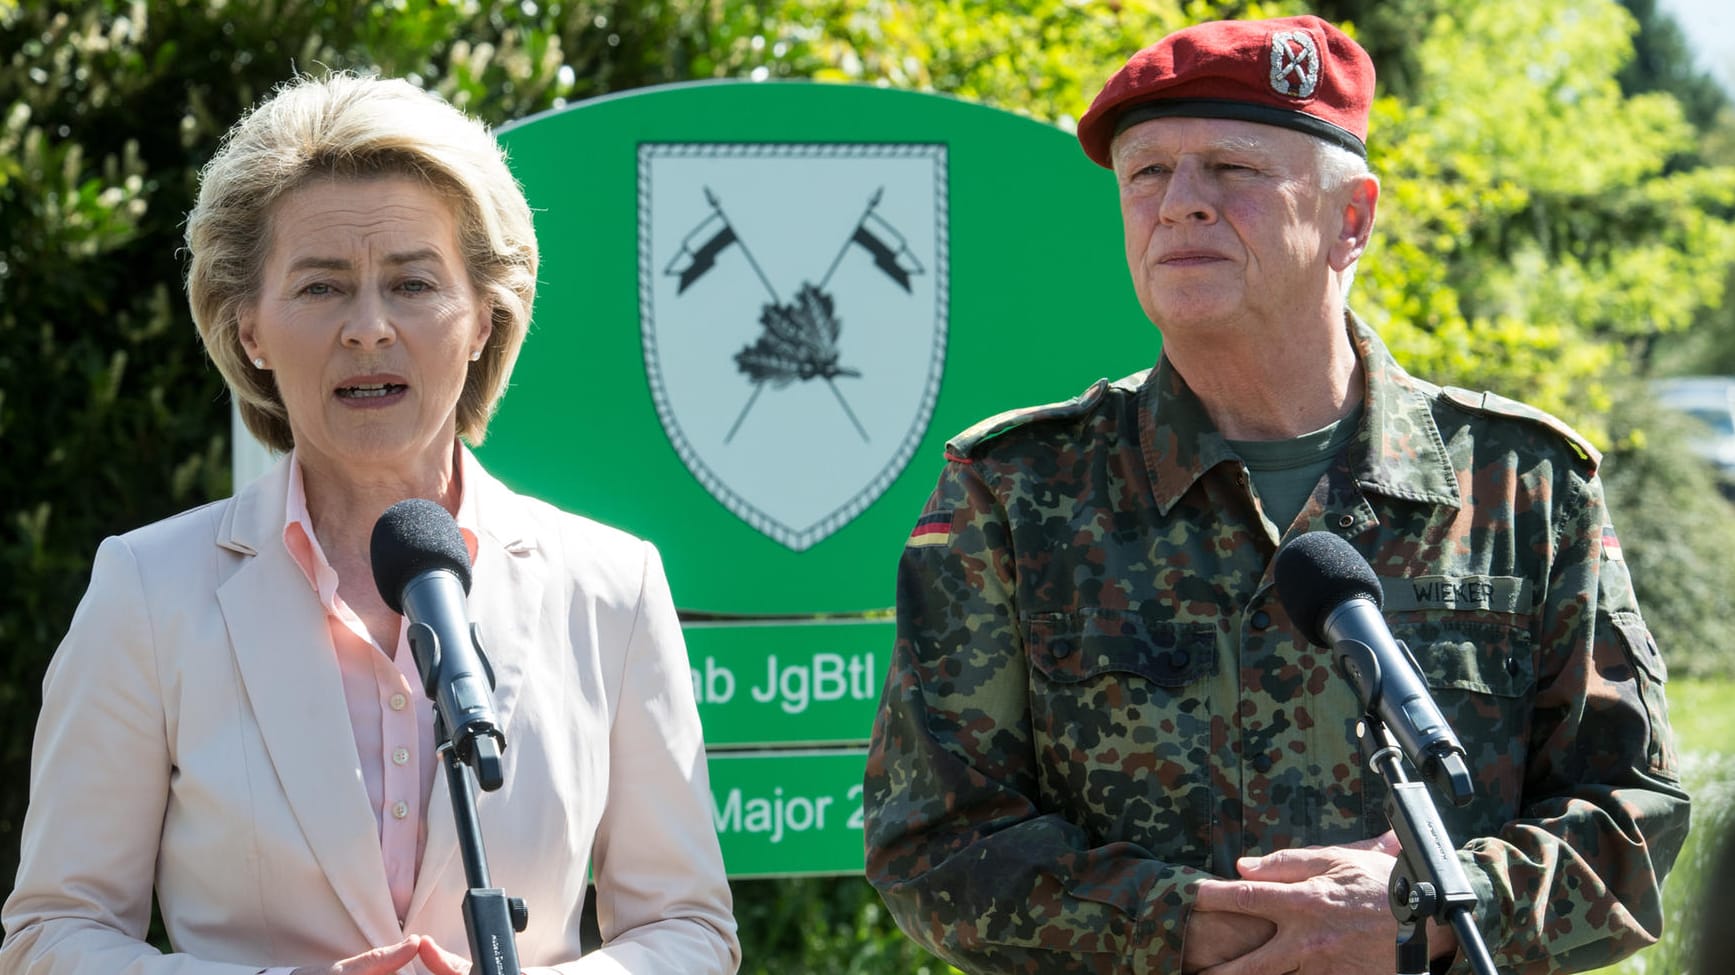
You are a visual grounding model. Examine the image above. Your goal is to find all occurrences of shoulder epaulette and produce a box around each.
[944,378,1114,462]
[1441,386,1601,473]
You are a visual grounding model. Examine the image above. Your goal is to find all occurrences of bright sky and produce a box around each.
[1659,0,1735,93]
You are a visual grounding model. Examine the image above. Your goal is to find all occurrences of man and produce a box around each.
[863,15,1688,975]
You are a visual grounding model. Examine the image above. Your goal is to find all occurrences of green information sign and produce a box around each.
[708,749,869,878]
[687,619,891,748]
[485,81,1155,616]
[470,81,1162,878]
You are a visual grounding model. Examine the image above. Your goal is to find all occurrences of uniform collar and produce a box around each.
[1344,316,1461,509]
[1139,312,1460,516]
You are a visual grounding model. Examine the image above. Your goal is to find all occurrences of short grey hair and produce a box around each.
[1316,139,1372,191]
[185,73,538,453]
[1316,140,1375,297]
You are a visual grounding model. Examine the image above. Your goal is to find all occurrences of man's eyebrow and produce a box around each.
[1204,137,1269,155]
[1113,133,1273,165]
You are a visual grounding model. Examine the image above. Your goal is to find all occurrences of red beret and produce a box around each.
[1077,15,1375,169]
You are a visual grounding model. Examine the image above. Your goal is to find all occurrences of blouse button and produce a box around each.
[389,693,409,711]
[391,800,409,820]
[392,747,411,767]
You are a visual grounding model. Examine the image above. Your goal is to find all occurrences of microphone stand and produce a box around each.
[1356,718,1497,975]
[436,712,528,975]
[413,614,527,975]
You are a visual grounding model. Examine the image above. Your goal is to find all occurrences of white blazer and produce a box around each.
[1,453,739,974]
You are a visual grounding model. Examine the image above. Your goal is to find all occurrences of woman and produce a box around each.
[0,74,740,975]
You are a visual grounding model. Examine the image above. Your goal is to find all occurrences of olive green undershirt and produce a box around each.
[1226,402,1364,531]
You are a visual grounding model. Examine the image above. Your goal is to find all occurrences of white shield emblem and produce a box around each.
[640,143,948,551]
[1269,30,1321,98]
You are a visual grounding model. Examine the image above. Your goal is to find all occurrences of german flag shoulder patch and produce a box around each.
[906,509,952,549]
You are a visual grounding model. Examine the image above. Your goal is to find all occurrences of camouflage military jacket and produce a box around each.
[864,318,1688,975]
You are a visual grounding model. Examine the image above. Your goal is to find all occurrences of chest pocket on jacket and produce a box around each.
[1382,619,1534,842]
[1024,609,1216,865]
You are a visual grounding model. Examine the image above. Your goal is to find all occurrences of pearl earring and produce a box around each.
[470,349,482,362]
[252,357,265,369]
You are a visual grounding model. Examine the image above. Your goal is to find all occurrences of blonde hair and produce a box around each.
[185,73,538,453]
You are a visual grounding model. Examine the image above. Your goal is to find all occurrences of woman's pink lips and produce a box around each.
[334,374,409,408]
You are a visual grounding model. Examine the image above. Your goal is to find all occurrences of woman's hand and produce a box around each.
[283,934,474,975]
[415,936,473,975]
[289,936,423,975]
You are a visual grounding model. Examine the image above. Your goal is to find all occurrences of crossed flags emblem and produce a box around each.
[663,187,925,443]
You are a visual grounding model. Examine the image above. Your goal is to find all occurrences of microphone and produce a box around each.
[370,498,506,791]
[1274,531,1474,806]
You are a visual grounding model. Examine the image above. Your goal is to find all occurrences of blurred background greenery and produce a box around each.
[5,0,1735,971]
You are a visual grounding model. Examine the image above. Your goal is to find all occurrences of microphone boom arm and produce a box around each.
[436,710,528,975]
[1358,718,1498,975]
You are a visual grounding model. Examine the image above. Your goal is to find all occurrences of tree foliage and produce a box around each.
[1618,0,1729,134]
[4,1,1735,971]
[1360,0,1735,447]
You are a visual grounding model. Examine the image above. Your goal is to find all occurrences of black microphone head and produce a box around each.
[370,498,472,614]
[1274,531,1383,647]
